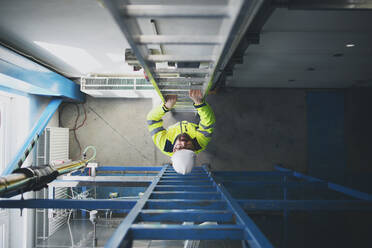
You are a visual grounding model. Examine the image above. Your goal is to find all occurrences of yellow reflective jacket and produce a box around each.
[147,102,216,157]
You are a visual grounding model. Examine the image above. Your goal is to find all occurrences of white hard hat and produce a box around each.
[171,149,196,175]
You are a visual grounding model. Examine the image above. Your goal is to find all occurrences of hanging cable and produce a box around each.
[82,146,97,163]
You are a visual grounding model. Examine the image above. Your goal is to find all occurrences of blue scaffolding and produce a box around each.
[0,164,371,247]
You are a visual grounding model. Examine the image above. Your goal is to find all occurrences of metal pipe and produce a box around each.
[0,159,88,198]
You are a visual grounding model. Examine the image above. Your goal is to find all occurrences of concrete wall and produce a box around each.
[61,88,308,172]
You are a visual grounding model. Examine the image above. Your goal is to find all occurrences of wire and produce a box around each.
[73,104,82,156]
[75,104,87,130]
[67,210,75,247]
[59,103,87,159]
[83,146,96,163]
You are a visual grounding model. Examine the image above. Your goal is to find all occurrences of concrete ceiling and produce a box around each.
[0,0,372,88]
[230,8,372,88]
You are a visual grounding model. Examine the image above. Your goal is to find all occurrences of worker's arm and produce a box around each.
[190,90,216,150]
[146,96,177,152]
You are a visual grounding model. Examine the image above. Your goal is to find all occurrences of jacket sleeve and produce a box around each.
[194,102,216,152]
[147,104,168,154]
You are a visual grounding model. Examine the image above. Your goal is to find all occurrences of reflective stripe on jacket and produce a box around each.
[146,102,216,157]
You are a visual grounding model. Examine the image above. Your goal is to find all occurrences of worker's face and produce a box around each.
[173,133,194,152]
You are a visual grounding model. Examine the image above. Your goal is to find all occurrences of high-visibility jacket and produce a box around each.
[147,102,216,157]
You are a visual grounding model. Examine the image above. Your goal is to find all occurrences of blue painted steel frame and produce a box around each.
[105,165,168,247]
[206,165,274,248]
[0,199,370,211]
[0,45,85,102]
[2,98,63,175]
[275,165,372,201]
[1,165,371,247]
[96,166,161,172]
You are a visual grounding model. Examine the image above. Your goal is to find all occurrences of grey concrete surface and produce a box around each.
[345,88,372,173]
[60,89,307,172]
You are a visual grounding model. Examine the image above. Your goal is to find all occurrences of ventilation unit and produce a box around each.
[34,127,69,241]
[80,77,155,98]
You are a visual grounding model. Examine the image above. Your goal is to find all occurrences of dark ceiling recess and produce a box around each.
[212,0,276,90]
[212,0,372,90]
[273,0,372,10]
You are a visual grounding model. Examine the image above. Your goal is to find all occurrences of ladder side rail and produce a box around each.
[274,165,372,201]
[103,0,164,102]
[105,164,169,248]
[204,165,274,248]
[207,0,266,94]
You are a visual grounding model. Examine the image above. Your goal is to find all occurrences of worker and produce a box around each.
[147,89,216,174]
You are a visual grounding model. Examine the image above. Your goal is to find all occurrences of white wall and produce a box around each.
[3,93,58,248]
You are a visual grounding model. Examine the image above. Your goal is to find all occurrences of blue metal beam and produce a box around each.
[237,200,372,211]
[130,224,244,240]
[275,165,372,201]
[157,181,213,185]
[105,165,168,248]
[207,166,274,248]
[2,98,62,175]
[154,185,216,192]
[222,181,328,189]
[150,192,221,200]
[0,199,136,210]
[96,166,162,172]
[213,171,292,177]
[0,45,84,102]
[139,210,234,223]
[146,199,226,210]
[1,199,370,212]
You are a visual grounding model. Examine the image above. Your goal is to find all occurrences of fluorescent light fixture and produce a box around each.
[346,44,355,48]
[34,41,102,74]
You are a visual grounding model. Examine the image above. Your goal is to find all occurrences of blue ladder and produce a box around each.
[105,164,273,248]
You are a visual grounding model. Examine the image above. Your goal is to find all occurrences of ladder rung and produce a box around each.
[150,192,220,200]
[147,55,215,62]
[130,224,244,240]
[160,177,211,182]
[154,68,211,74]
[156,77,206,84]
[162,176,209,179]
[160,90,191,96]
[163,173,206,176]
[138,210,234,223]
[155,186,216,192]
[133,35,222,45]
[166,168,205,171]
[158,85,203,90]
[158,181,212,185]
[172,108,197,113]
[121,5,230,18]
[146,200,226,210]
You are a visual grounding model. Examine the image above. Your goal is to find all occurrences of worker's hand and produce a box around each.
[189,89,203,105]
[164,95,177,109]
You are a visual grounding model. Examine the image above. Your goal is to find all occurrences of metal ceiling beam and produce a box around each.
[120,5,230,18]
[0,45,84,102]
[133,35,222,45]
[146,55,216,62]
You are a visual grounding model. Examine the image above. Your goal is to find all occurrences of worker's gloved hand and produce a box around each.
[164,95,177,110]
[189,89,203,105]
